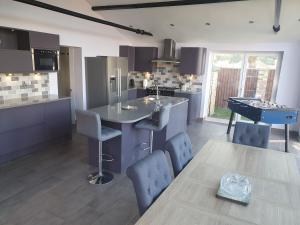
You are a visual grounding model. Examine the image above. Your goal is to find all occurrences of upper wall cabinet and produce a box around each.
[119,46,135,72]
[0,27,30,51]
[119,46,158,72]
[0,27,32,73]
[0,49,32,73]
[29,31,60,50]
[134,47,158,72]
[0,27,60,73]
[180,47,207,75]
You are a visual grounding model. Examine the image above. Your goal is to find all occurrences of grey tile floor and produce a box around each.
[0,120,299,225]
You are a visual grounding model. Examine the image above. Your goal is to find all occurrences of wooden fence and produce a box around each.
[214,68,241,108]
[213,68,275,108]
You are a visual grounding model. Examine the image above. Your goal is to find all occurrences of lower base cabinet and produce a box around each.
[128,89,137,100]
[174,92,201,124]
[137,88,147,98]
[45,100,72,139]
[128,88,146,100]
[0,99,72,164]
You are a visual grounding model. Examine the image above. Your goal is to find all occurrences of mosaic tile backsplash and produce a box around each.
[129,62,203,92]
[0,73,49,101]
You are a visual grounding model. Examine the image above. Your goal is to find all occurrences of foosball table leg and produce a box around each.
[227,111,235,134]
[285,124,289,153]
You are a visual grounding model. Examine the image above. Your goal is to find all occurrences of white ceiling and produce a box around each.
[86,0,300,43]
[1,0,133,42]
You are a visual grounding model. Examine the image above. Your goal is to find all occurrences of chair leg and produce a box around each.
[87,141,113,185]
[150,130,154,154]
[98,141,103,176]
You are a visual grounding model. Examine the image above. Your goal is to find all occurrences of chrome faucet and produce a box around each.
[154,80,160,100]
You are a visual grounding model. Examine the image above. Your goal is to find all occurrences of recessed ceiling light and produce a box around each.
[249,20,255,24]
[170,24,175,27]
[205,22,211,26]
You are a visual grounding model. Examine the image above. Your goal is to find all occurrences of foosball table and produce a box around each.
[227,97,299,152]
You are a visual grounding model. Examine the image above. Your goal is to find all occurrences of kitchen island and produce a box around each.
[88,96,188,173]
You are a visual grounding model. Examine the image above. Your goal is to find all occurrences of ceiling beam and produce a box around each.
[92,0,247,11]
[273,0,281,32]
[12,0,153,36]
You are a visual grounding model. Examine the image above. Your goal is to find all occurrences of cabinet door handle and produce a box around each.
[118,68,121,97]
[57,50,60,71]
[119,68,122,97]
[31,48,36,71]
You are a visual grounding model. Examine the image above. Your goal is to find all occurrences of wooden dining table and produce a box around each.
[134,139,300,225]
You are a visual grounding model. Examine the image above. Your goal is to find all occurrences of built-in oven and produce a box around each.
[32,49,59,71]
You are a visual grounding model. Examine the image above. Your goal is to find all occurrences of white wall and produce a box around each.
[178,42,300,131]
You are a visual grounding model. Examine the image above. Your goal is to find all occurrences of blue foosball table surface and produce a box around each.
[226,97,299,152]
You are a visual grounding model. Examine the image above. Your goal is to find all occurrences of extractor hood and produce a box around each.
[152,39,180,64]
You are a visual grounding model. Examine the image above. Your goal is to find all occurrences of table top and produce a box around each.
[89,96,188,123]
[135,140,300,225]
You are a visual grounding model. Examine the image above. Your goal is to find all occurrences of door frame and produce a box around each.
[206,51,283,123]
[58,45,83,124]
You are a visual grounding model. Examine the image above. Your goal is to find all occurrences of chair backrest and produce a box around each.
[233,122,271,149]
[157,103,172,130]
[75,109,101,140]
[165,132,193,177]
[126,150,172,215]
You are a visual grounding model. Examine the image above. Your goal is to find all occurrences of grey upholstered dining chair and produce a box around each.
[76,109,121,185]
[165,132,193,177]
[135,103,172,154]
[126,150,172,215]
[232,121,271,149]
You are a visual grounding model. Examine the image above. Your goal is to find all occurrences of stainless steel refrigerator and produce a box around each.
[85,56,128,109]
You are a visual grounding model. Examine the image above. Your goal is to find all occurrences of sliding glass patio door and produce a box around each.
[208,52,282,122]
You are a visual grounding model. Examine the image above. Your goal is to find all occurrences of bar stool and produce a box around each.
[76,110,121,185]
[135,103,171,154]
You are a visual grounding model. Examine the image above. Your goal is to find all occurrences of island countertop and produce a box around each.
[89,96,188,123]
[0,95,71,110]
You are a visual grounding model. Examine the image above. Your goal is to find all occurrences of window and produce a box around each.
[208,52,282,121]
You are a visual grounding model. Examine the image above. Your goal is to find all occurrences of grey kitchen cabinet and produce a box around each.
[134,47,158,72]
[45,100,72,139]
[174,91,201,124]
[0,27,30,50]
[0,27,61,73]
[137,88,147,98]
[180,47,207,75]
[128,88,147,100]
[128,88,137,100]
[0,28,59,51]
[0,49,33,73]
[0,99,71,165]
[119,45,135,72]
[29,31,60,50]
[0,27,31,73]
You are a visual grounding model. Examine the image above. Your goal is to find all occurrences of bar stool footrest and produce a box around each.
[102,153,114,162]
[87,171,114,185]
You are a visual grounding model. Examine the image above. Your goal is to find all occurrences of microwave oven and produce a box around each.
[32,49,59,71]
